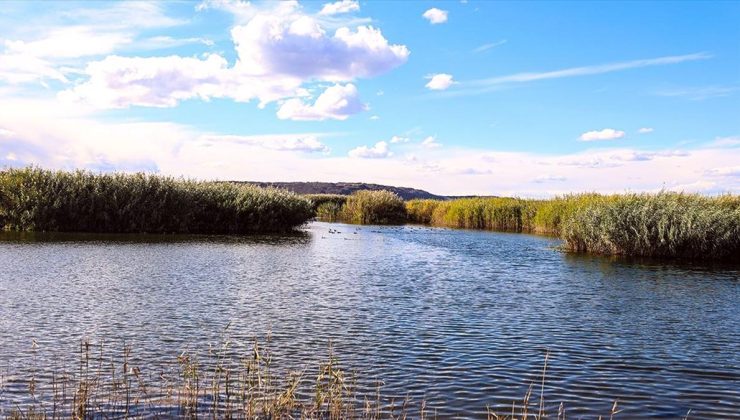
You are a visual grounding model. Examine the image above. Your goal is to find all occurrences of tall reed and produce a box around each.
[407,193,740,261]
[306,194,348,222]
[560,192,740,260]
[0,167,313,234]
[340,190,407,225]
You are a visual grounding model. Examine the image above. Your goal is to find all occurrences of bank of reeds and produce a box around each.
[2,339,618,419]
[407,193,740,261]
[560,192,740,260]
[340,190,407,225]
[306,194,348,222]
[0,167,313,234]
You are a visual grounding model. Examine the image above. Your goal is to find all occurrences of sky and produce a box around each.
[0,0,738,196]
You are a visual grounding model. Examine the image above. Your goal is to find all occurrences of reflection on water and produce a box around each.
[0,222,738,418]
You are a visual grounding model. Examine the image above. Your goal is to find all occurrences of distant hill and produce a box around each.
[240,182,446,200]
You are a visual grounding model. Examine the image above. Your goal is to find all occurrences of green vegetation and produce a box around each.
[0,167,313,234]
[407,193,740,261]
[5,338,619,419]
[340,190,407,225]
[306,194,347,222]
[560,192,740,260]
[407,197,541,233]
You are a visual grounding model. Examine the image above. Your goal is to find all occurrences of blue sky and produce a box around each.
[0,0,738,195]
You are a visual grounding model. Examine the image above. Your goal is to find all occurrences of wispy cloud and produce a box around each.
[435,52,712,97]
[472,39,507,54]
[653,85,738,100]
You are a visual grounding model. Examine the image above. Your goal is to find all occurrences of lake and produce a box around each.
[0,222,738,418]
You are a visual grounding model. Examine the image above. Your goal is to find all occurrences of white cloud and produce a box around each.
[277,83,366,121]
[1,96,738,196]
[579,128,626,142]
[421,136,442,148]
[59,54,232,108]
[319,0,360,16]
[349,141,392,158]
[390,136,410,143]
[59,3,408,112]
[0,128,17,138]
[0,53,69,84]
[710,136,740,147]
[653,85,738,101]
[369,115,380,120]
[422,8,448,24]
[438,53,712,97]
[472,40,507,53]
[0,2,186,85]
[706,166,740,178]
[230,9,409,81]
[534,175,567,183]
[199,134,330,153]
[638,127,654,134]
[4,27,132,59]
[425,73,456,90]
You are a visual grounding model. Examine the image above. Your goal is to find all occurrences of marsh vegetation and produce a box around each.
[3,338,611,420]
[406,193,740,261]
[0,167,313,234]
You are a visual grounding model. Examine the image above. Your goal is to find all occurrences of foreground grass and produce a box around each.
[0,167,313,234]
[407,193,740,261]
[1,339,619,420]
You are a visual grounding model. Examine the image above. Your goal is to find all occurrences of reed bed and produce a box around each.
[305,194,348,222]
[1,338,618,420]
[560,192,740,260]
[0,167,313,234]
[407,193,740,261]
[339,190,407,225]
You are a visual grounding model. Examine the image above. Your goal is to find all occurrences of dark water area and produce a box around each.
[0,222,738,418]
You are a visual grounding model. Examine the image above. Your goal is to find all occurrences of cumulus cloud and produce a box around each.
[59,54,232,108]
[349,141,391,158]
[423,8,448,24]
[579,128,626,142]
[319,0,360,16]
[277,83,366,121]
[59,3,408,114]
[390,136,410,143]
[421,136,442,148]
[425,73,456,90]
[638,127,654,134]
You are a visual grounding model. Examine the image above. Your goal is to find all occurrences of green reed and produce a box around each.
[305,194,348,222]
[407,193,740,261]
[339,190,407,225]
[0,167,313,234]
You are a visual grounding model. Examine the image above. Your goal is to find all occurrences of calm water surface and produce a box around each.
[0,222,738,418]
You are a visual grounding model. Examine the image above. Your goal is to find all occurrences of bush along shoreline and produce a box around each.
[0,167,314,234]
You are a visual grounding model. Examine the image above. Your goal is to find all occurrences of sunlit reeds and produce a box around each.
[339,190,407,225]
[407,192,740,261]
[0,167,313,234]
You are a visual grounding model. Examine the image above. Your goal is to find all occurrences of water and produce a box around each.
[0,222,738,418]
